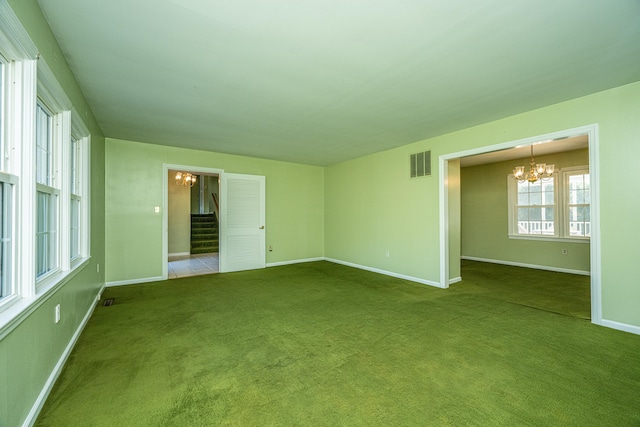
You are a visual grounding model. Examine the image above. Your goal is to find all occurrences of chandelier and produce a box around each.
[175,171,197,187]
[513,146,554,183]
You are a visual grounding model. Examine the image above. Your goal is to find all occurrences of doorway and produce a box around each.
[162,165,267,279]
[167,170,220,278]
[439,124,602,325]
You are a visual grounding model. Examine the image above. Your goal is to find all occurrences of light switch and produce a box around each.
[154,206,160,213]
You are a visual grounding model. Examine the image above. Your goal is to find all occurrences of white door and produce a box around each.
[219,173,266,273]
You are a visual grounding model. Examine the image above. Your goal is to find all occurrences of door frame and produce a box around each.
[438,124,602,325]
[162,164,224,280]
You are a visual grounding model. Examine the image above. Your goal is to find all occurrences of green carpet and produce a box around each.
[36,261,639,426]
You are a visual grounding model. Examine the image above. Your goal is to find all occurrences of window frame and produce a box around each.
[562,167,591,240]
[508,165,590,243]
[0,3,92,333]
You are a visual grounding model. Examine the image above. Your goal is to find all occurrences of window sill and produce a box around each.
[0,256,91,340]
[508,235,590,244]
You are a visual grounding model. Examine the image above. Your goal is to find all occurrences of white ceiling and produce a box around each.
[459,134,588,167]
[37,0,640,166]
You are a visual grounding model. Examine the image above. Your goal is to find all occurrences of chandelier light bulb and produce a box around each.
[513,146,554,184]
[175,171,197,187]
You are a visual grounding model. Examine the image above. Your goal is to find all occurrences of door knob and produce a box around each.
[259,226,265,229]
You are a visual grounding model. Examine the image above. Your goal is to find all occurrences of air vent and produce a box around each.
[410,150,431,178]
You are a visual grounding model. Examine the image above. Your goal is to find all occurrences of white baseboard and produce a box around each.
[600,319,640,336]
[461,256,591,276]
[325,258,443,288]
[449,276,462,285]
[23,288,103,427]
[266,257,325,267]
[168,252,190,258]
[106,276,164,287]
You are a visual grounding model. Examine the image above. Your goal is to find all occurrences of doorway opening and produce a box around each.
[167,171,220,278]
[163,165,224,279]
[439,124,601,325]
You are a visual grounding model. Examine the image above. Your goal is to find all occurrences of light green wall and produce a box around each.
[105,138,324,283]
[168,171,191,254]
[1,1,106,426]
[460,149,590,271]
[325,146,441,280]
[325,81,640,328]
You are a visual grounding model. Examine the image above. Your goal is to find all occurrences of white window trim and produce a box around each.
[0,2,92,336]
[507,173,558,238]
[508,165,590,243]
[70,109,90,268]
[561,166,591,241]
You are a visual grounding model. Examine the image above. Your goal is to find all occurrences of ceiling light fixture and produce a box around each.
[175,171,197,187]
[513,145,554,183]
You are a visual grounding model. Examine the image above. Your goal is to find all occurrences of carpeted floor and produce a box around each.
[35,261,639,426]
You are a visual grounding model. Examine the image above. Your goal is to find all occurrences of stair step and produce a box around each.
[191,221,216,228]
[192,230,217,235]
[191,232,218,239]
[190,213,218,254]
[191,217,218,224]
[191,239,218,248]
[191,247,218,254]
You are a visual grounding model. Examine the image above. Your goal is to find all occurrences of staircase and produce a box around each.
[190,213,218,254]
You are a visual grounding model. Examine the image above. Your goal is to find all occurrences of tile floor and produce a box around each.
[167,253,219,279]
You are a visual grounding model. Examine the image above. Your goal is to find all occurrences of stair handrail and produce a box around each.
[212,193,219,220]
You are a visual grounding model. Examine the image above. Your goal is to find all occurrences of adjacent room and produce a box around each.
[1,1,639,426]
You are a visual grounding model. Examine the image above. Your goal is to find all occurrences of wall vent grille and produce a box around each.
[410,150,431,178]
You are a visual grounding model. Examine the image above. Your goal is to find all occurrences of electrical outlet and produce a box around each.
[562,249,568,255]
[385,250,390,258]
[55,304,61,323]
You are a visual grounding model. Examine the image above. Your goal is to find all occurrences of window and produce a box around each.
[0,179,13,300]
[35,103,59,279]
[0,59,4,169]
[0,57,15,304]
[565,171,590,237]
[70,137,80,260]
[508,167,590,241]
[515,178,555,235]
[1,2,91,326]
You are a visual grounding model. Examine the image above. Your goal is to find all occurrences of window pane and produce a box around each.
[579,206,590,221]
[0,62,4,171]
[544,190,554,205]
[569,207,577,221]
[514,177,555,236]
[0,182,13,299]
[517,182,529,194]
[71,138,78,195]
[36,105,53,186]
[518,193,529,205]
[36,191,58,278]
[70,198,80,259]
[566,173,590,238]
[529,192,542,205]
[518,207,529,221]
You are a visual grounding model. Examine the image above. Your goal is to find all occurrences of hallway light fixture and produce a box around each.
[513,145,554,183]
[175,171,197,187]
